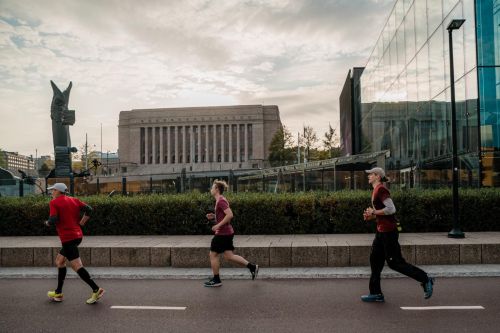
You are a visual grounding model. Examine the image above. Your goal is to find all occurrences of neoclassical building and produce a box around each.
[118,105,281,174]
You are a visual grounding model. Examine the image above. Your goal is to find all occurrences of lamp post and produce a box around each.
[447,19,466,239]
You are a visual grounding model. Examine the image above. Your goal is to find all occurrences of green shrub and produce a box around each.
[1,189,499,236]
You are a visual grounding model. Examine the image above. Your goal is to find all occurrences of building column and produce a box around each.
[198,125,202,163]
[159,127,163,164]
[229,125,233,163]
[182,126,186,164]
[166,126,170,165]
[244,124,249,162]
[152,127,156,164]
[190,125,194,163]
[145,127,149,164]
[213,124,217,162]
[221,124,225,163]
[175,126,179,164]
[237,124,241,162]
[205,125,209,163]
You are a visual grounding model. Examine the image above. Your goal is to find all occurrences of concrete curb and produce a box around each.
[2,265,500,279]
[2,233,500,268]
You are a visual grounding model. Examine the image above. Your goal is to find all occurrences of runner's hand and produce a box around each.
[211,224,220,232]
[44,220,50,227]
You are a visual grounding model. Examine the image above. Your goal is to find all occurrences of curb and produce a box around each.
[2,265,500,279]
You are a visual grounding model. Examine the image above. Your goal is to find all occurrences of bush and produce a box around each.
[1,189,499,236]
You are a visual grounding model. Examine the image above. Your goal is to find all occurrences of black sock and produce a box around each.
[247,263,255,271]
[55,267,67,293]
[213,274,221,281]
[76,267,99,292]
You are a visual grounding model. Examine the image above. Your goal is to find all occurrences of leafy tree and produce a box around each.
[268,125,295,166]
[301,125,318,162]
[323,124,341,158]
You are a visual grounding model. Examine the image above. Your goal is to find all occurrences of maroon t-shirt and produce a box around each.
[371,183,397,232]
[49,195,86,243]
[214,196,234,236]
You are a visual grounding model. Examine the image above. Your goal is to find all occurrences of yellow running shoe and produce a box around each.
[47,291,63,302]
[86,288,105,304]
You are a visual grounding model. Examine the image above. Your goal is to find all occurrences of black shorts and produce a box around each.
[210,235,235,254]
[59,238,82,261]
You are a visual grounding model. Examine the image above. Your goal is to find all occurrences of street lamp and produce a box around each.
[447,19,465,239]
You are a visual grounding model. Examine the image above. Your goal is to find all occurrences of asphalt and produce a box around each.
[0,277,499,333]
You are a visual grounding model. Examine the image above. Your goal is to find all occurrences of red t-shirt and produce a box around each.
[214,196,234,236]
[49,195,86,243]
[371,183,397,232]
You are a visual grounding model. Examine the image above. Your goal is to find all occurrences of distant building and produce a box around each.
[118,105,282,174]
[0,151,35,176]
[98,151,120,176]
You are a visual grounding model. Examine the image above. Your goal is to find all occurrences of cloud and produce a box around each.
[0,0,394,157]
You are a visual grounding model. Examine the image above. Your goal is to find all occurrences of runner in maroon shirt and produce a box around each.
[44,183,104,304]
[204,180,258,287]
[361,168,434,303]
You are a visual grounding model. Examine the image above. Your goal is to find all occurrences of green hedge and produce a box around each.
[1,189,499,236]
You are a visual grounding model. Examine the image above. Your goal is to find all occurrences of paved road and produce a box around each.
[1,277,499,333]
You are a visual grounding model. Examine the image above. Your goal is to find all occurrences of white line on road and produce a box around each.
[111,306,187,310]
[401,306,484,311]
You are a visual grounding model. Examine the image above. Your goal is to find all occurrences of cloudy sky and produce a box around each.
[0,0,394,157]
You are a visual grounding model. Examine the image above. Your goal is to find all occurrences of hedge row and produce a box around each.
[1,189,499,236]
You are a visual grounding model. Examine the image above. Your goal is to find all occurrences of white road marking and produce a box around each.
[111,306,187,310]
[401,306,484,311]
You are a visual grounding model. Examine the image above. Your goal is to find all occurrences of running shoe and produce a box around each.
[47,291,63,302]
[422,277,435,299]
[86,288,105,304]
[204,278,222,287]
[361,294,385,302]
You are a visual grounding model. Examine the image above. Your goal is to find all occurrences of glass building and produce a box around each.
[358,0,499,187]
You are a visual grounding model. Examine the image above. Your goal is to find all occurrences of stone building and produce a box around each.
[118,105,281,174]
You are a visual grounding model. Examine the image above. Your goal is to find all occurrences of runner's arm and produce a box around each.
[79,204,93,226]
[45,201,58,226]
[367,198,396,216]
[213,208,233,230]
[45,215,59,226]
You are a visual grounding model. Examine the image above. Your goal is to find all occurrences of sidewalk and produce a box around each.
[1,232,500,268]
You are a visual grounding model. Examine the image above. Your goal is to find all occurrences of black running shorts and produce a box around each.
[59,238,82,261]
[210,235,235,254]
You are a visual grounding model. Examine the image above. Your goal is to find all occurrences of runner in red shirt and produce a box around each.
[361,168,434,303]
[44,183,104,304]
[204,180,258,287]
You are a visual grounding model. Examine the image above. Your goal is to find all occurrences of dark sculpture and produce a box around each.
[50,81,77,177]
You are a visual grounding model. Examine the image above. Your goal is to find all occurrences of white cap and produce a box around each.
[47,183,68,193]
[365,167,385,178]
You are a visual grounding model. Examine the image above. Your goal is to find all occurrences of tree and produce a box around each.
[268,125,295,166]
[323,124,341,158]
[301,125,318,162]
[73,144,101,174]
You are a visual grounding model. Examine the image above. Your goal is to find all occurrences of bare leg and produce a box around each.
[223,251,249,266]
[55,254,66,268]
[69,257,83,272]
[209,251,220,276]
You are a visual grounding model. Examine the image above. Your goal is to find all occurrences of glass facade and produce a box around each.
[360,0,500,187]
